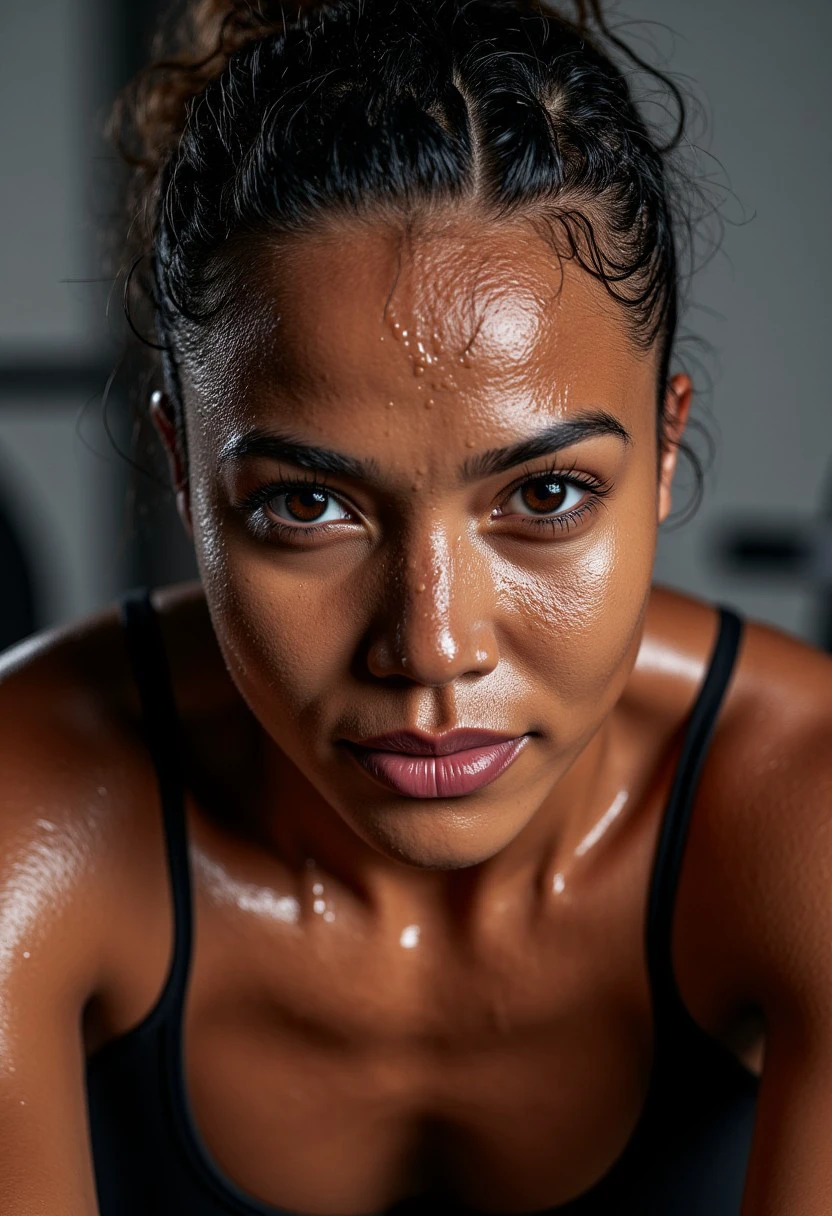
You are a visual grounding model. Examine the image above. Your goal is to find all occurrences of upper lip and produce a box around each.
[344,728,523,756]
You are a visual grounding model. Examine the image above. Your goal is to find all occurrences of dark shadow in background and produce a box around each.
[0,492,37,649]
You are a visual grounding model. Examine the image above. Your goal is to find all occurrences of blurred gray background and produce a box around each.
[1,0,830,649]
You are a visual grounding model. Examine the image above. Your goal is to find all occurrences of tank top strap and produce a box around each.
[119,585,194,1004]
[644,603,745,1039]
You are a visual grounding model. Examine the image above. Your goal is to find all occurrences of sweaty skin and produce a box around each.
[155,214,691,908]
[3,211,832,1216]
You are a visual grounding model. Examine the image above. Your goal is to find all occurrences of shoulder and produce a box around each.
[637,583,830,740]
[0,596,139,857]
[719,617,832,1017]
[692,593,832,895]
[0,577,214,783]
[0,587,203,1013]
[650,586,832,1020]
[671,606,832,1203]
[0,598,192,1210]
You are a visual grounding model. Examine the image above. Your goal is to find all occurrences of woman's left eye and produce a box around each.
[498,475,588,519]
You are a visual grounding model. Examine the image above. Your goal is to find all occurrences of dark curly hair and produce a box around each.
[108,0,707,515]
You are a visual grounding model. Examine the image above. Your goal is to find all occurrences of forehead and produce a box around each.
[181,213,656,428]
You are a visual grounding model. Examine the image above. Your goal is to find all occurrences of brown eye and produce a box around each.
[520,477,567,514]
[266,488,351,526]
[284,489,329,522]
[500,475,584,520]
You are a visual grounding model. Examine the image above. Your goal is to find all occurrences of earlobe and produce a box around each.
[149,390,194,539]
[149,390,176,451]
[657,372,693,526]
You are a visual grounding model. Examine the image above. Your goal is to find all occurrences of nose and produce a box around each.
[365,526,499,685]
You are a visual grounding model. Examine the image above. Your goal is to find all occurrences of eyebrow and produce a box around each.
[218,431,382,480]
[460,411,632,481]
[217,410,631,483]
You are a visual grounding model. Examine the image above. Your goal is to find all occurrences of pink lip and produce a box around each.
[343,732,530,799]
[348,728,520,756]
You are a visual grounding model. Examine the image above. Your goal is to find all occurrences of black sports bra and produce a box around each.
[85,587,758,1215]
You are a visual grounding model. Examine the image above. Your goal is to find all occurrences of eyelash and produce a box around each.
[238,472,343,544]
[238,463,614,545]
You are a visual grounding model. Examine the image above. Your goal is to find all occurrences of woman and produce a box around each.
[1,0,830,1213]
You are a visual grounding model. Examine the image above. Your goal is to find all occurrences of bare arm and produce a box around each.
[0,642,118,1215]
[721,675,832,1214]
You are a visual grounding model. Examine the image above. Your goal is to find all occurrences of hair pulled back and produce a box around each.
[111,0,701,502]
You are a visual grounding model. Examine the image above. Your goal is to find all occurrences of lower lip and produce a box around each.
[345,737,530,799]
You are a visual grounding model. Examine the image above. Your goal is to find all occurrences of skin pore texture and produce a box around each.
[152,212,691,923]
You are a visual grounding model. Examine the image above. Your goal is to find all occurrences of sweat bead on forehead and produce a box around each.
[177,216,657,466]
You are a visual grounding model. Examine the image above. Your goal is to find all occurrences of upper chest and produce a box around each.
[86,739,760,1215]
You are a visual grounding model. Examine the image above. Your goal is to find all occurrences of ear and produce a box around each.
[657,372,693,526]
[149,390,193,540]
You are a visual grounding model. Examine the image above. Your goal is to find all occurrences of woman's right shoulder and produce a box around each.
[0,591,179,1027]
[0,591,155,831]
[0,593,193,1212]
[0,579,211,808]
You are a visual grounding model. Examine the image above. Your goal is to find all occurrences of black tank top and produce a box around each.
[85,586,759,1215]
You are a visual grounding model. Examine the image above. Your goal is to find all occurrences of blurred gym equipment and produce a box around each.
[715,462,832,652]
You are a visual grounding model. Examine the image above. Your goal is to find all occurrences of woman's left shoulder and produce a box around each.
[692,595,832,1020]
[709,600,832,836]
[689,608,832,1200]
[728,602,832,737]
[645,582,831,753]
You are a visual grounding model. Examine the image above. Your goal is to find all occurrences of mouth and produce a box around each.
[340,729,531,799]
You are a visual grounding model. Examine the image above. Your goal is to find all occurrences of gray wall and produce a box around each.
[0,0,126,625]
[1,0,830,644]
[642,0,832,640]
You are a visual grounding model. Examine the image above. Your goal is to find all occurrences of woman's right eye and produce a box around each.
[265,487,352,527]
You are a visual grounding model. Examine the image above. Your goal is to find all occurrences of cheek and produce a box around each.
[189,465,371,741]
[188,473,324,693]
[495,489,656,707]
[198,538,367,738]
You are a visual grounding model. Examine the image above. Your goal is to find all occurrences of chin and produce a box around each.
[347,806,524,871]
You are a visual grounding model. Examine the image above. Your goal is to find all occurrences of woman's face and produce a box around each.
[157,214,689,876]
